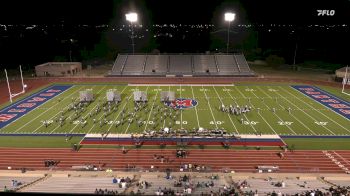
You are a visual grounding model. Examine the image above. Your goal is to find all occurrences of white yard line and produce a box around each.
[105,86,132,133]
[143,86,160,132]
[180,84,183,129]
[212,86,238,134]
[56,85,108,134]
[32,86,95,133]
[229,86,258,134]
[124,86,148,134]
[274,87,335,135]
[14,86,83,133]
[257,86,316,135]
[286,87,350,133]
[249,87,296,135]
[201,85,218,129]
[190,85,201,128]
[79,86,130,144]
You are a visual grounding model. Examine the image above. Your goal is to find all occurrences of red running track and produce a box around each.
[0,148,348,173]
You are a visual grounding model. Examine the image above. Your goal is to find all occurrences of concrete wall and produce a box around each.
[35,62,82,76]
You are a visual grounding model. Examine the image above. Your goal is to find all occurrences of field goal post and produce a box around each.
[4,65,27,103]
[342,65,350,96]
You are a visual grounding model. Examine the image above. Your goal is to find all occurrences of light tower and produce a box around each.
[125,12,138,54]
[224,12,235,54]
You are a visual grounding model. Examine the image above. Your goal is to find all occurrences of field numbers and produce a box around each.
[245,88,255,92]
[73,120,87,125]
[268,89,278,92]
[315,121,328,126]
[176,89,185,91]
[153,89,162,92]
[175,121,188,125]
[41,120,53,124]
[243,121,259,125]
[200,89,209,92]
[278,121,293,126]
[210,121,224,125]
[222,89,231,91]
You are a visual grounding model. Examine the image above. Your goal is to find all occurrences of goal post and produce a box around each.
[342,65,350,96]
[4,65,27,103]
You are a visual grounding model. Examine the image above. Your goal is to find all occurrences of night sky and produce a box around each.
[0,0,349,68]
[0,0,349,24]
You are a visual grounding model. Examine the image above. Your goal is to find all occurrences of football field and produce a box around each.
[0,84,349,136]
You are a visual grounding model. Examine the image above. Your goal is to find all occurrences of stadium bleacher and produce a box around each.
[110,53,254,76]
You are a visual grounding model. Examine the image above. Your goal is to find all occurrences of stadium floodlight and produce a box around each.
[224,12,235,54]
[126,12,138,54]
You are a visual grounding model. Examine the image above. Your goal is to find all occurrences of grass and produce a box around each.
[0,136,82,148]
[284,138,350,150]
[0,83,349,149]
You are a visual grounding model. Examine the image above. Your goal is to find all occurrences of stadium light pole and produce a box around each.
[225,12,235,54]
[126,12,138,54]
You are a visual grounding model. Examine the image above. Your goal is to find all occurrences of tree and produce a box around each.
[266,55,285,69]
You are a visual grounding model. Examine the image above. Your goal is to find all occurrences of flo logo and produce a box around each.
[165,98,198,109]
[317,10,335,16]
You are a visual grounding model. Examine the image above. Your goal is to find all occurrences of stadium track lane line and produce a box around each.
[1,149,340,173]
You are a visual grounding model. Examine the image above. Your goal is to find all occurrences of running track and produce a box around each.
[0,148,350,173]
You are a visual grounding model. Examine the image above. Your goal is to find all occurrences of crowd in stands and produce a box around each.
[94,188,118,195]
[112,176,132,188]
[136,181,151,189]
[236,180,250,189]
[328,185,350,195]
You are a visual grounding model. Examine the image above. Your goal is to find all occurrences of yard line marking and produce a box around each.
[201,85,218,129]
[124,86,149,134]
[78,87,131,145]
[250,87,296,135]
[212,86,238,134]
[180,84,183,129]
[14,86,84,133]
[55,85,108,134]
[105,87,133,133]
[257,86,316,135]
[190,85,201,128]
[143,86,160,132]
[229,86,258,134]
[286,87,350,134]
[80,85,128,136]
[32,85,96,133]
[274,87,335,135]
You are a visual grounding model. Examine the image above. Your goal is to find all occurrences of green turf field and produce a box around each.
[1,84,349,136]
